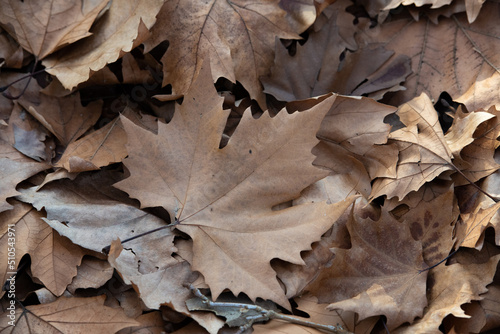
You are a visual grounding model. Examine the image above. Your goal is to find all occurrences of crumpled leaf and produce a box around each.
[393,254,500,333]
[0,0,110,59]
[43,0,164,89]
[144,0,299,108]
[449,106,500,186]
[306,208,428,330]
[0,126,49,212]
[0,295,139,333]
[115,62,354,308]
[370,93,454,201]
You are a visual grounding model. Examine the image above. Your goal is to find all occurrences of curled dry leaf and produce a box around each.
[370,93,454,201]
[306,208,428,330]
[115,62,355,308]
[0,0,110,59]
[144,0,299,108]
[43,0,164,90]
[393,254,500,333]
[0,126,49,212]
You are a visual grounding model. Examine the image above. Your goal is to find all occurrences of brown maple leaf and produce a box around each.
[143,0,299,108]
[359,2,500,110]
[306,208,428,330]
[115,62,355,308]
[0,0,110,59]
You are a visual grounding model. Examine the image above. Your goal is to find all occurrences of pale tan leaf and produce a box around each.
[316,96,398,181]
[144,0,299,108]
[370,93,454,200]
[451,106,500,186]
[0,295,139,333]
[43,0,164,90]
[108,240,225,334]
[0,200,85,296]
[280,0,317,33]
[55,117,127,172]
[0,0,110,59]
[116,311,165,334]
[465,0,486,23]
[16,170,174,273]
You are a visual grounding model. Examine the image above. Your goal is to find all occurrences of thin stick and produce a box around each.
[184,284,353,334]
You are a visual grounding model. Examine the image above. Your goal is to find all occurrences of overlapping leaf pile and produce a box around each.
[1,0,500,333]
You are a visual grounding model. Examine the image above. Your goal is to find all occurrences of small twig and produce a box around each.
[184,284,353,334]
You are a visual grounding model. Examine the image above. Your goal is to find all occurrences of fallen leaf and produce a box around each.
[370,93,454,201]
[0,125,49,212]
[18,91,102,147]
[0,200,86,296]
[450,106,500,186]
[315,95,398,182]
[16,170,174,273]
[55,116,127,172]
[43,0,164,89]
[144,0,299,108]
[66,257,114,294]
[0,295,139,333]
[393,254,500,333]
[395,186,458,265]
[115,62,354,308]
[0,0,110,59]
[360,2,500,110]
[108,240,225,334]
[306,208,428,330]
[116,311,165,334]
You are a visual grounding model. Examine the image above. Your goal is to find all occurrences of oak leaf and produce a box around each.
[143,0,299,108]
[0,0,110,59]
[43,0,164,90]
[306,208,428,330]
[0,295,139,334]
[115,62,355,308]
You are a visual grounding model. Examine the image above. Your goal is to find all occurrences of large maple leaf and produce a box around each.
[115,63,354,308]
